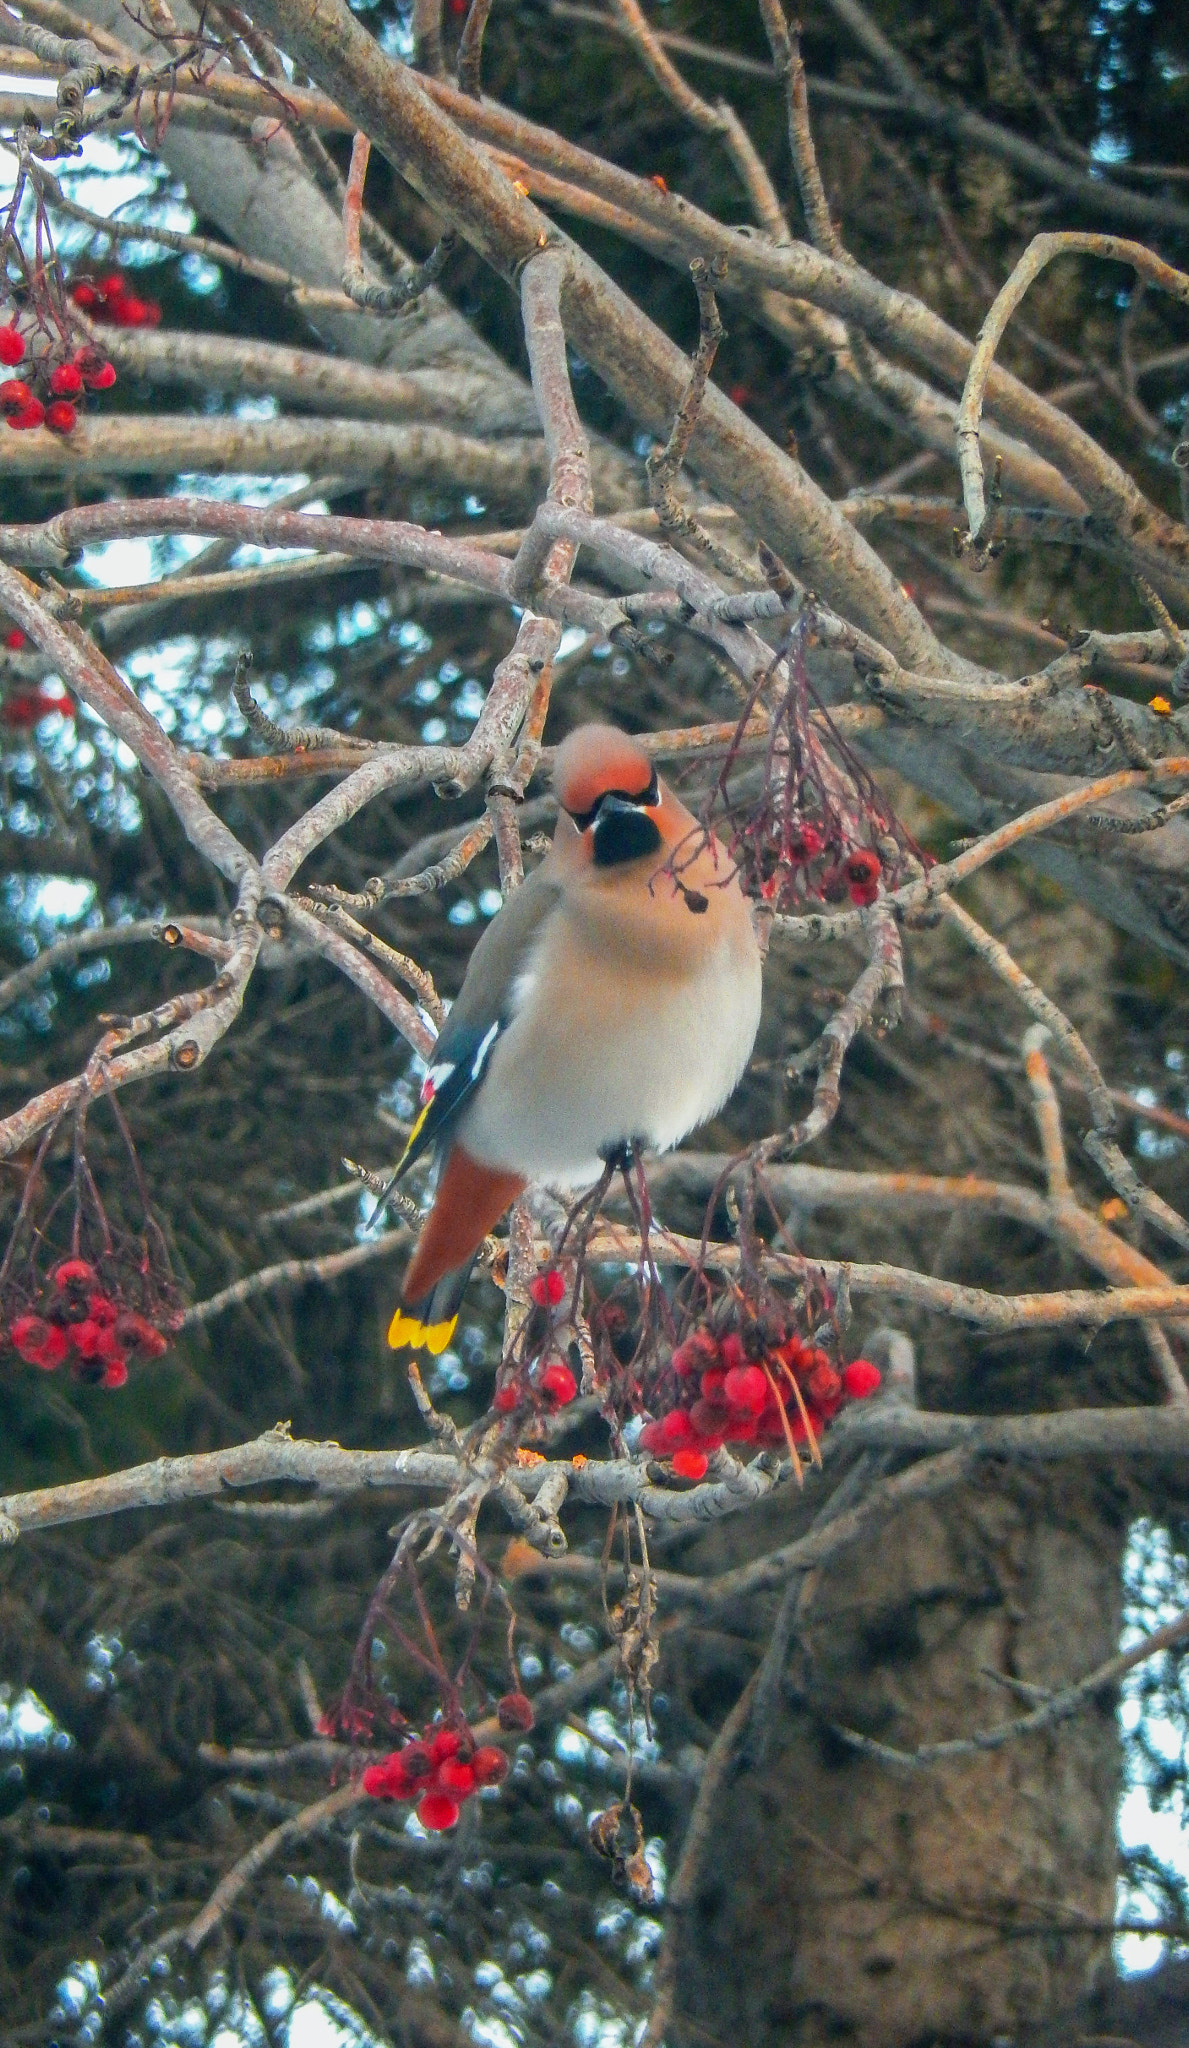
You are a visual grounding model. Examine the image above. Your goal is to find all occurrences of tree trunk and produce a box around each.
[674,1463,1127,2047]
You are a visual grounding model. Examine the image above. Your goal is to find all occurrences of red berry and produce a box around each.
[418,1791,460,1832]
[0,326,25,366]
[53,1259,97,1288]
[842,1359,881,1399]
[4,628,25,650]
[0,380,32,413]
[725,1412,759,1442]
[362,1754,415,1800]
[670,1448,709,1480]
[99,272,126,298]
[438,1756,476,1797]
[492,1380,521,1413]
[48,362,84,397]
[2,693,41,727]
[88,1293,118,1328]
[660,1406,697,1447]
[719,1332,746,1375]
[540,1361,577,1405]
[70,282,97,308]
[789,824,824,861]
[80,359,116,391]
[700,1368,727,1405]
[10,1314,48,1358]
[100,1356,128,1389]
[471,1745,509,1787]
[497,1690,534,1732]
[429,1728,464,1763]
[44,400,77,436]
[807,1362,841,1404]
[723,1363,768,1413]
[69,1319,103,1360]
[528,1274,550,1307]
[7,401,45,431]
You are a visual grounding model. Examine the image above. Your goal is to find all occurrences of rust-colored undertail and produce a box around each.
[388,1146,525,1354]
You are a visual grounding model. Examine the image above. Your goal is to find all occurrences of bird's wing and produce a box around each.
[386,860,563,1185]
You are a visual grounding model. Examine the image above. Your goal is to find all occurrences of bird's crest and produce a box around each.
[553,724,656,827]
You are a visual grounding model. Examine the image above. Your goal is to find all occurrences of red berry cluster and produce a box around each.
[492,1268,578,1412]
[758,834,883,909]
[0,322,116,434]
[4,1259,170,1389]
[638,1326,881,1480]
[2,684,74,728]
[70,272,161,329]
[361,1723,509,1831]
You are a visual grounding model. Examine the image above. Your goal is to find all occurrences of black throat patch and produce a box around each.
[591,803,663,868]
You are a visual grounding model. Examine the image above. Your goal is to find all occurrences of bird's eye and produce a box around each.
[568,768,658,831]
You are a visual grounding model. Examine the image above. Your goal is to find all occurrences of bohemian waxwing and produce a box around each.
[387,723,763,1353]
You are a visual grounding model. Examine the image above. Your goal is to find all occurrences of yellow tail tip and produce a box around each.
[387,1307,459,1355]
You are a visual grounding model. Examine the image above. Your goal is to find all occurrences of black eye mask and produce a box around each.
[566,765,660,833]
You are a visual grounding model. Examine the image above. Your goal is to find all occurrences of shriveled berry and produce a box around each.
[688,1402,727,1446]
[471,1745,509,1786]
[670,1448,709,1480]
[789,824,823,861]
[700,1368,727,1405]
[115,1312,168,1357]
[0,326,25,366]
[540,1361,577,1405]
[842,1359,881,1399]
[44,400,77,435]
[418,1791,460,1831]
[497,1690,534,1732]
[723,1363,768,1412]
[48,362,84,397]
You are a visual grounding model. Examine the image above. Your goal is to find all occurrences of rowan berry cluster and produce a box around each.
[638,1324,881,1480]
[3,1258,172,1389]
[756,831,884,909]
[1,676,74,728]
[492,1267,578,1412]
[70,272,161,329]
[0,318,116,434]
[361,1722,510,1831]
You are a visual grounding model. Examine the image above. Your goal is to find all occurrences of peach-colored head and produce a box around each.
[553,724,655,822]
